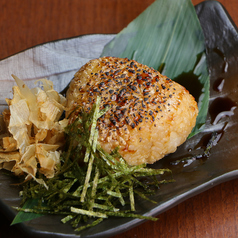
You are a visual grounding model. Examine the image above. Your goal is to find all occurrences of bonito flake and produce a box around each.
[0,75,68,185]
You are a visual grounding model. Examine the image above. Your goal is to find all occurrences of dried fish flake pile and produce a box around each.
[0,75,68,185]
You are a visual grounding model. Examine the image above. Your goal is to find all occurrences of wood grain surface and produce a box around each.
[0,1,238,238]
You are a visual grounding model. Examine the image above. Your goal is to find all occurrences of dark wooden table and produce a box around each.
[1,0,238,237]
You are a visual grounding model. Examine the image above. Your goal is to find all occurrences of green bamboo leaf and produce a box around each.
[102,0,209,137]
[11,199,44,225]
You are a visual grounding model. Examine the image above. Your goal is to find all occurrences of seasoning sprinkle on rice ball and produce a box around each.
[66,57,198,165]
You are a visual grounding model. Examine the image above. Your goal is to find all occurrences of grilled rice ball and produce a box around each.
[66,56,198,165]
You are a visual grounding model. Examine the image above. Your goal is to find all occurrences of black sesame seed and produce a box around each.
[129,85,137,91]
[117,113,123,119]
[110,118,117,126]
[115,69,121,75]
[125,118,130,124]
[93,88,99,92]
[118,88,126,97]
[128,69,135,74]
[99,82,105,87]
[131,123,135,129]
